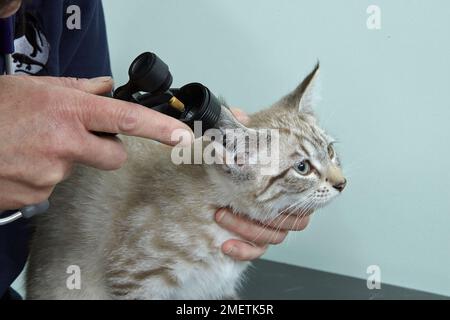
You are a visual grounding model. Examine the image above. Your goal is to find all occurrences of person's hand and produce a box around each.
[215,209,311,260]
[215,108,312,260]
[0,75,192,210]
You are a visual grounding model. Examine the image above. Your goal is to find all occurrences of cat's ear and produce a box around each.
[215,106,248,131]
[204,106,258,176]
[283,62,320,114]
[205,105,250,158]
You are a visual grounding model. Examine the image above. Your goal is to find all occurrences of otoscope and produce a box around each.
[113,52,222,134]
[0,51,222,225]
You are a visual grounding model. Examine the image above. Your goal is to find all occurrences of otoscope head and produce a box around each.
[175,83,221,133]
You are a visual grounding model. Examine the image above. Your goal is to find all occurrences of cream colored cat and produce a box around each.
[27,65,346,299]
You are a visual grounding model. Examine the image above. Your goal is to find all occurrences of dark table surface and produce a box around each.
[239,259,449,300]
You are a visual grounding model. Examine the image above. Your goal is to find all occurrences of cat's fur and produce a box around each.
[27,65,346,299]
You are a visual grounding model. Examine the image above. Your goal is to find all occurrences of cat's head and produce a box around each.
[205,64,346,222]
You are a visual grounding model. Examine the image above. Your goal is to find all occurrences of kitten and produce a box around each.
[26,64,346,299]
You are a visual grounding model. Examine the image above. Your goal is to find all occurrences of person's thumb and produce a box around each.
[33,76,114,95]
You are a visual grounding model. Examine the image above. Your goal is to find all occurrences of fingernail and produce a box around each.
[90,76,113,83]
[224,245,235,255]
[215,209,227,223]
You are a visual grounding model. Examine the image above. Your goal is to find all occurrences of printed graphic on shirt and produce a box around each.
[12,11,49,75]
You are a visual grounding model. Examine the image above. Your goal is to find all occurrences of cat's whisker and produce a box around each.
[286,201,312,245]
[277,191,315,217]
[287,202,320,244]
[268,212,295,244]
[267,197,316,246]
[291,200,313,230]
[259,201,279,225]
[273,194,313,223]
[250,192,314,245]
[263,194,316,245]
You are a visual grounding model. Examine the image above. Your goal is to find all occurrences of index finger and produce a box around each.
[77,93,193,146]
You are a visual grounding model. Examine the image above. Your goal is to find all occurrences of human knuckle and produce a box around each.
[45,169,65,186]
[60,77,79,88]
[11,198,27,209]
[240,221,255,236]
[256,248,267,258]
[116,149,128,166]
[296,219,309,230]
[36,189,52,202]
[298,223,308,231]
[116,107,139,134]
[20,191,48,207]
[219,211,234,227]
[107,140,128,170]
[33,167,65,188]
[272,231,288,244]
[109,150,128,170]
[47,132,79,160]
[234,251,248,261]
[244,249,261,261]
[257,249,267,259]
[157,121,176,141]
[63,91,97,131]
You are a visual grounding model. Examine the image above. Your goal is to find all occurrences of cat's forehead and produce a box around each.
[281,117,333,160]
[249,109,334,157]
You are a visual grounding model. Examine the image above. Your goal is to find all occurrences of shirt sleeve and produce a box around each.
[59,0,112,78]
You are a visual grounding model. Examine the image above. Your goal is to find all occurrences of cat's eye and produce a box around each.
[295,160,311,175]
[327,144,335,159]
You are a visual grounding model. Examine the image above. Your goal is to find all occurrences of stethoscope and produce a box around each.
[0,16,49,226]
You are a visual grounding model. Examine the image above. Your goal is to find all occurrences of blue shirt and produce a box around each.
[0,0,111,297]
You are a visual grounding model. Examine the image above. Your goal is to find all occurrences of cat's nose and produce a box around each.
[332,179,347,192]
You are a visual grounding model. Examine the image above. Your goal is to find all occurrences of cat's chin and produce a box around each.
[273,196,338,218]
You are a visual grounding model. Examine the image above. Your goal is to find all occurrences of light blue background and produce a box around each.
[101,0,450,296]
[13,0,450,298]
